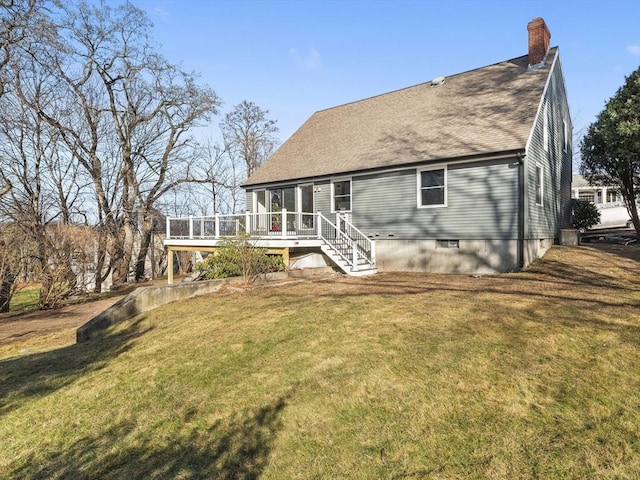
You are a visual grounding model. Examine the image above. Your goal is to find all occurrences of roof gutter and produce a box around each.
[242,148,527,190]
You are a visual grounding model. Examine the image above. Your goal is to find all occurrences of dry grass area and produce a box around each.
[0,244,639,479]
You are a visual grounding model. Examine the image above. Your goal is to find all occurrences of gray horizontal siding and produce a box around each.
[245,160,520,241]
[314,180,331,215]
[351,158,519,240]
[526,56,572,240]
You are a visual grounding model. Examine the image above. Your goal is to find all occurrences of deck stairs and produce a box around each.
[317,213,377,276]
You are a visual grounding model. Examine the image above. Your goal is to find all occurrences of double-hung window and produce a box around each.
[332,179,351,212]
[418,166,447,207]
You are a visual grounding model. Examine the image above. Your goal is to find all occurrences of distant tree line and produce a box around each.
[0,0,278,309]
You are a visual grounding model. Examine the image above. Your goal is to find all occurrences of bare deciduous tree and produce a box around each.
[1,1,274,300]
[17,1,221,287]
[0,58,89,308]
[221,100,279,179]
[0,0,41,97]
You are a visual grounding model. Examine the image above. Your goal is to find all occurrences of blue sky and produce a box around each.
[125,0,638,144]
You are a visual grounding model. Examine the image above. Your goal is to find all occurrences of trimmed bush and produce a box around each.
[197,235,285,283]
[571,198,601,231]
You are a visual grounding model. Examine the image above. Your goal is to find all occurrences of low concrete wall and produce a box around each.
[559,229,579,246]
[76,267,335,343]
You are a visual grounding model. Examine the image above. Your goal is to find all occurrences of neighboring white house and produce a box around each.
[571,174,633,229]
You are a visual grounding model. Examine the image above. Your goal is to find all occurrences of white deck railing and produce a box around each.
[166,211,376,270]
[166,210,318,240]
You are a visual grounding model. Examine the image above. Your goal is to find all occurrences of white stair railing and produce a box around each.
[316,212,375,271]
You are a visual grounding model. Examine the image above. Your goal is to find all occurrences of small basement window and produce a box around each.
[437,239,459,248]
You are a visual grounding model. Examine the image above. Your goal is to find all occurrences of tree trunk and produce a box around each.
[111,220,135,286]
[93,230,109,293]
[135,216,153,281]
[110,241,127,286]
[622,177,640,239]
[0,272,16,313]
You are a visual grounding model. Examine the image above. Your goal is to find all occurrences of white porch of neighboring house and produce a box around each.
[571,175,634,229]
[163,210,377,284]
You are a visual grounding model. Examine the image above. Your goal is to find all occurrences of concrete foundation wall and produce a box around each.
[522,237,554,267]
[375,237,554,274]
[375,239,520,274]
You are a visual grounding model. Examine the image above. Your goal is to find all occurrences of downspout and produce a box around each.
[517,153,526,269]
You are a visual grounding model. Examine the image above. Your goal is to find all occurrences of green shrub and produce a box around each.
[571,198,601,231]
[196,235,285,283]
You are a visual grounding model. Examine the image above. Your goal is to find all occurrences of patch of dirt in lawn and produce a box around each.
[0,294,129,346]
[0,280,166,347]
[0,243,638,348]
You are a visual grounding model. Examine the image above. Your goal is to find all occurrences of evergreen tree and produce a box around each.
[580,67,640,237]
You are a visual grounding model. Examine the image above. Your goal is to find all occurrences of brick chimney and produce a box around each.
[527,17,551,68]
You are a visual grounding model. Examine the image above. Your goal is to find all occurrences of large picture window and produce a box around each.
[332,179,351,212]
[418,166,447,207]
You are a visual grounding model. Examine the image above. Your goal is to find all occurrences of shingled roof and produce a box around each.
[244,47,558,187]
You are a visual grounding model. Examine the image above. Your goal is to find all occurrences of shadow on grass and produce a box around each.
[307,246,640,308]
[0,319,152,417]
[10,395,288,480]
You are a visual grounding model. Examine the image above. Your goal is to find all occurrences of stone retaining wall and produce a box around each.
[76,267,334,343]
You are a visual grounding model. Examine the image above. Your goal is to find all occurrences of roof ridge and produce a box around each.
[313,49,557,115]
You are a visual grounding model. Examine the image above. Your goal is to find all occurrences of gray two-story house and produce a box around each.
[164,17,572,278]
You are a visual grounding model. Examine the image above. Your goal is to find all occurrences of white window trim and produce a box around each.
[331,177,352,213]
[417,164,448,208]
[253,189,267,213]
[535,163,544,207]
[297,183,315,213]
[563,119,569,153]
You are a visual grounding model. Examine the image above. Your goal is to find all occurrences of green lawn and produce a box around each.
[1,245,639,479]
[8,286,39,312]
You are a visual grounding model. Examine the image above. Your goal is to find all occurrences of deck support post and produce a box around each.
[214,213,220,238]
[167,248,174,285]
[245,211,251,235]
